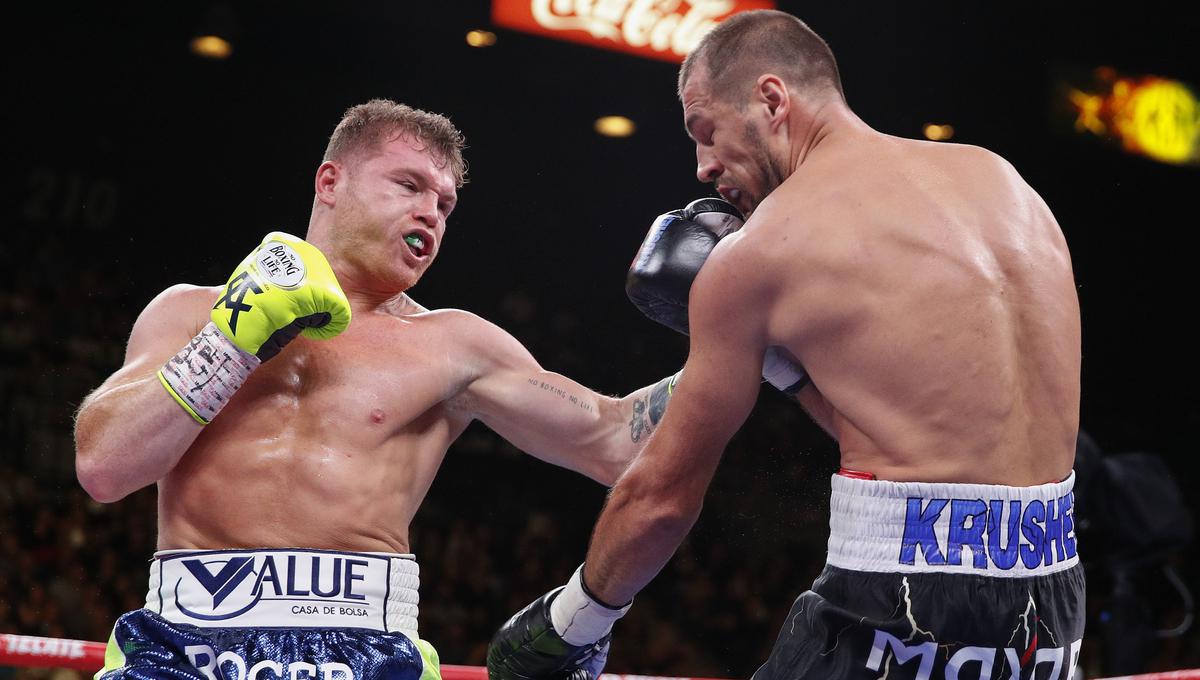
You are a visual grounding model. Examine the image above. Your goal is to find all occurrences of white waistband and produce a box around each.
[145,549,419,635]
[827,472,1078,577]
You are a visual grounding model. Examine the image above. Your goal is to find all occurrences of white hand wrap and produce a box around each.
[157,322,261,424]
[762,346,809,394]
[549,566,632,646]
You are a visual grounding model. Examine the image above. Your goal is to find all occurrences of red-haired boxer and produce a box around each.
[489,10,1084,680]
[74,99,687,680]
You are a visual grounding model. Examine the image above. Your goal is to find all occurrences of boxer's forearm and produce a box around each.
[582,468,703,606]
[619,371,680,447]
[583,414,718,605]
[587,365,748,604]
[74,373,203,502]
[592,372,682,482]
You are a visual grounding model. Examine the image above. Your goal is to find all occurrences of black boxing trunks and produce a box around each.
[754,473,1084,680]
[96,548,440,680]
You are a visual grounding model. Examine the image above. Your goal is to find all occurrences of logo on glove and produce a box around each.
[255,242,306,288]
[213,272,263,336]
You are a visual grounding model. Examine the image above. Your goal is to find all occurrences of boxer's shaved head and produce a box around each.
[679,10,843,107]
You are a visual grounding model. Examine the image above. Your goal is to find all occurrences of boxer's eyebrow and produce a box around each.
[391,168,457,214]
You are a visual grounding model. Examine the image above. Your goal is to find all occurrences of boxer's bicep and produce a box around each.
[621,250,768,498]
[456,321,625,483]
[672,253,769,453]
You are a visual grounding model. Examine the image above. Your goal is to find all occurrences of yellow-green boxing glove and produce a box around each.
[157,232,352,424]
[210,231,351,358]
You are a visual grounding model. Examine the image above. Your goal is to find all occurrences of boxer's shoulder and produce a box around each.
[387,306,533,369]
[393,306,506,338]
[130,284,223,345]
[142,283,222,314]
[371,301,480,337]
[94,284,228,395]
[748,178,849,243]
[729,188,847,277]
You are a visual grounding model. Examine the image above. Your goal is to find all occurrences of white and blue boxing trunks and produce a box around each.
[96,549,439,680]
[755,473,1085,680]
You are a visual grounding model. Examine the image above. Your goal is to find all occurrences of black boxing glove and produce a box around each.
[487,567,627,680]
[626,198,810,394]
[626,197,743,335]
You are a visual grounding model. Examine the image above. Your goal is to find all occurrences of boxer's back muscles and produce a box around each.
[747,136,1080,485]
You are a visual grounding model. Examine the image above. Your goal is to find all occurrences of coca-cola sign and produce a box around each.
[492,0,776,63]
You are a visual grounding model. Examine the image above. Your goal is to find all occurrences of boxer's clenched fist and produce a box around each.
[626,199,809,394]
[158,232,351,424]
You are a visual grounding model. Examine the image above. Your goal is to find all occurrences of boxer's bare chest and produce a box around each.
[181,311,472,477]
[160,311,474,550]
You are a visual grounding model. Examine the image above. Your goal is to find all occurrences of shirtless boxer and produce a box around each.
[72,100,686,680]
[489,10,1084,680]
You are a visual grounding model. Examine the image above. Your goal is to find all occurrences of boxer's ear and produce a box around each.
[755,74,790,130]
[314,161,342,207]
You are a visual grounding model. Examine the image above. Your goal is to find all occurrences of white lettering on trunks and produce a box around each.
[185,645,355,680]
[864,631,1082,680]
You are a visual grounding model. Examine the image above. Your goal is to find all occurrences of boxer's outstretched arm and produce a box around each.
[582,239,768,605]
[450,314,675,486]
[74,285,214,502]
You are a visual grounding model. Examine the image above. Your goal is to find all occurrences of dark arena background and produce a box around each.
[3,1,1197,678]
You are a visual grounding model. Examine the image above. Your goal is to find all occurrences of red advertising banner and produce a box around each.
[492,0,776,64]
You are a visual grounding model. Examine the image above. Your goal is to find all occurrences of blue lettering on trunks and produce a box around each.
[899,499,949,566]
[173,552,380,622]
[899,493,1077,570]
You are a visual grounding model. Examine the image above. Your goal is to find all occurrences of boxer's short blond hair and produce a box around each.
[324,99,468,187]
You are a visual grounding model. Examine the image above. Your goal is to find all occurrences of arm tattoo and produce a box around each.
[526,377,595,413]
[629,398,649,443]
[647,373,677,423]
[629,372,680,443]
